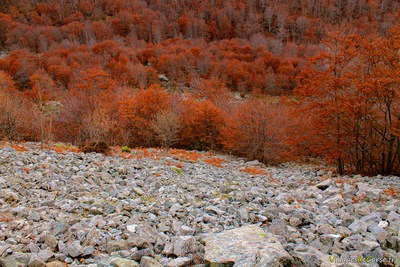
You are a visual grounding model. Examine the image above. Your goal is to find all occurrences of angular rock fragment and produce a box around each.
[173,236,196,257]
[165,257,192,267]
[202,225,293,267]
[139,256,162,267]
[110,257,139,267]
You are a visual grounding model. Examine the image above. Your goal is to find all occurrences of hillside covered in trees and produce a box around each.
[0,0,399,175]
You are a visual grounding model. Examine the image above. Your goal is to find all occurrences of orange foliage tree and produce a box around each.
[295,33,358,174]
[179,98,225,150]
[55,66,119,145]
[29,69,60,148]
[151,110,180,151]
[191,78,229,107]
[29,69,60,107]
[119,84,171,147]
[222,98,291,164]
[0,70,39,141]
[295,27,400,175]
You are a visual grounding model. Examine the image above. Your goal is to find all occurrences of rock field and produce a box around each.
[0,143,399,267]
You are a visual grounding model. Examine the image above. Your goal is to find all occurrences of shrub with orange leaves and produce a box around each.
[11,145,28,152]
[50,146,63,154]
[383,186,399,196]
[169,149,202,162]
[192,79,230,107]
[222,98,291,165]
[0,71,40,142]
[119,84,171,147]
[50,143,81,154]
[175,162,183,169]
[142,148,162,159]
[179,98,225,150]
[240,166,267,176]
[203,157,225,168]
[54,66,120,145]
[68,146,81,153]
[0,212,16,222]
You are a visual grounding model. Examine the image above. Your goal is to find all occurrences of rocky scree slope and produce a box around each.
[0,144,399,267]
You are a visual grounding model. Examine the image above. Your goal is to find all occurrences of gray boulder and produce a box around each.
[315,179,333,190]
[139,256,162,267]
[202,225,293,267]
[109,258,139,267]
[67,241,84,258]
[28,255,46,267]
[165,257,192,267]
[173,236,196,257]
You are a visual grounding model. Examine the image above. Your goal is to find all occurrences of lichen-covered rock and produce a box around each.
[106,240,128,254]
[322,195,344,209]
[355,240,380,252]
[66,241,84,258]
[28,255,46,267]
[52,221,69,237]
[173,236,196,257]
[165,257,192,267]
[45,261,65,267]
[202,225,293,267]
[109,258,139,267]
[38,249,54,262]
[139,256,162,267]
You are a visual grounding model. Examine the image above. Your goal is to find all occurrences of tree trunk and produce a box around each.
[337,156,344,175]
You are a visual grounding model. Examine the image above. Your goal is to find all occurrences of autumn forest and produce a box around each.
[0,0,399,175]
